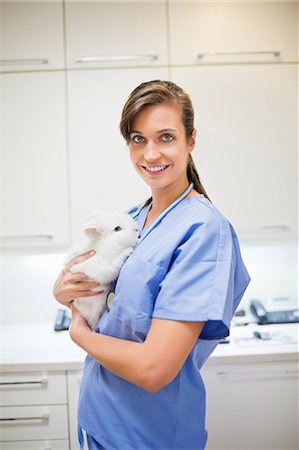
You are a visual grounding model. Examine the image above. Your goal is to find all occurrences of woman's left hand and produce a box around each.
[69,303,91,344]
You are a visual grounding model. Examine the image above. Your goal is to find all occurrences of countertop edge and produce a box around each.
[1,350,298,373]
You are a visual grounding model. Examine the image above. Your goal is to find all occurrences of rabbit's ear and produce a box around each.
[84,227,103,238]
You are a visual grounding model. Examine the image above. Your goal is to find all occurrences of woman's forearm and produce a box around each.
[72,328,152,391]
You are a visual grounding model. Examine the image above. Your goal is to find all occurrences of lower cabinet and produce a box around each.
[201,359,298,449]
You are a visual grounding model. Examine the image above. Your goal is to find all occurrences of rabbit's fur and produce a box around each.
[64,210,139,330]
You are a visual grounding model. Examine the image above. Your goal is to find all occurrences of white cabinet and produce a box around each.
[65,1,168,69]
[168,2,298,65]
[1,72,70,251]
[67,67,169,238]
[0,371,69,447]
[0,1,64,72]
[171,64,298,243]
[201,360,299,449]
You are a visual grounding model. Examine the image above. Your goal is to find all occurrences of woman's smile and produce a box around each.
[141,164,171,175]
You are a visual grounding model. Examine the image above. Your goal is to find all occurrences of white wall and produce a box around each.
[2,242,297,325]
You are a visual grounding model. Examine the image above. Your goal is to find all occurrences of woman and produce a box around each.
[53,80,251,450]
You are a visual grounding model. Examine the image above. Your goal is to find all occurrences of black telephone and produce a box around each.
[54,309,71,331]
[250,299,299,325]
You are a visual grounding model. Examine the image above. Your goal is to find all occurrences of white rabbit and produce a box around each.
[64,209,140,330]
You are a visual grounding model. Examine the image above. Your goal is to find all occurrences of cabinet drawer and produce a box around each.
[0,439,69,450]
[0,371,67,406]
[0,405,68,442]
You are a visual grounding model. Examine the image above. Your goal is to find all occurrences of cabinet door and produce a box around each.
[67,67,169,238]
[201,360,298,449]
[65,1,168,69]
[171,64,298,243]
[0,1,64,72]
[169,2,298,65]
[2,72,70,250]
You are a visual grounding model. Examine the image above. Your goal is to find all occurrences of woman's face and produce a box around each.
[128,103,196,191]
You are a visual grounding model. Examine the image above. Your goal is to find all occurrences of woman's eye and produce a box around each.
[132,135,144,144]
[114,226,122,232]
[161,133,174,142]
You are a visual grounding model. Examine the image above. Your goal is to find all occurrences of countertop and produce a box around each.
[1,322,298,373]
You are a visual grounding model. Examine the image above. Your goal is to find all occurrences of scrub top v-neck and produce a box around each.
[77,190,251,450]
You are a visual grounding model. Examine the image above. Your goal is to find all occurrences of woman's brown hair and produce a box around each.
[119,80,212,205]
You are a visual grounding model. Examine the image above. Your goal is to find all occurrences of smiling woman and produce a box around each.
[53,79,251,450]
[120,80,212,211]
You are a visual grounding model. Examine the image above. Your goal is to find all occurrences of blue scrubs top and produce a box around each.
[78,193,251,450]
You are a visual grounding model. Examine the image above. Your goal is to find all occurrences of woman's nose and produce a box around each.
[144,142,161,161]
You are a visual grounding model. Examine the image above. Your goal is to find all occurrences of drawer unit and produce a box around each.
[0,371,69,447]
[0,405,68,442]
[0,371,67,406]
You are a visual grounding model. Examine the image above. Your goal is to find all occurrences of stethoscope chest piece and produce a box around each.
[106,291,115,311]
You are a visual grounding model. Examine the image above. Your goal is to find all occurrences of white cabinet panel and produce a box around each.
[2,72,70,250]
[65,1,168,69]
[0,405,68,441]
[169,2,298,65]
[67,67,169,238]
[0,1,64,72]
[67,370,82,450]
[0,371,67,406]
[1,439,69,450]
[171,64,298,243]
[202,360,298,449]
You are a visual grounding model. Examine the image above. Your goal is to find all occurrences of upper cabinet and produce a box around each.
[168,2,298,65]
[0,1,64,73]
[64,1,168,69]
[1,72,70,251]
[171,63,298,244]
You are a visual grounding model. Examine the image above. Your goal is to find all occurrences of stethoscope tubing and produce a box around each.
[106,182,194,311]
[133,181,194,246]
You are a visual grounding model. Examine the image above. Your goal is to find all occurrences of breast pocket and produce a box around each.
[109,256,167,339]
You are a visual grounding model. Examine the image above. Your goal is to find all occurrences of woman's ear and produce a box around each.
[187,128,197,153]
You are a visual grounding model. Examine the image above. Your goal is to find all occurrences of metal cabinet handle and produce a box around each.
[75,54,158,63]
[0,413,50,425]
[0,58,49,65]
[1,234,53,241]
[198,50,281,59]
[218,370,298,381]
[0,378,48,389]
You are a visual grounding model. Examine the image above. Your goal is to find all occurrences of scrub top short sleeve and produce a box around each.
[152,217,251,340]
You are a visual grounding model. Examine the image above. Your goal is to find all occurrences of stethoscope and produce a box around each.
[105,182,194,311]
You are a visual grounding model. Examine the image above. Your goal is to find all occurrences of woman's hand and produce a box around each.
[69,302,92,344]
[52,251,104,309]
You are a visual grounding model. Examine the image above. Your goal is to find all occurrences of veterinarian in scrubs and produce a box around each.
[53,80,251,450]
